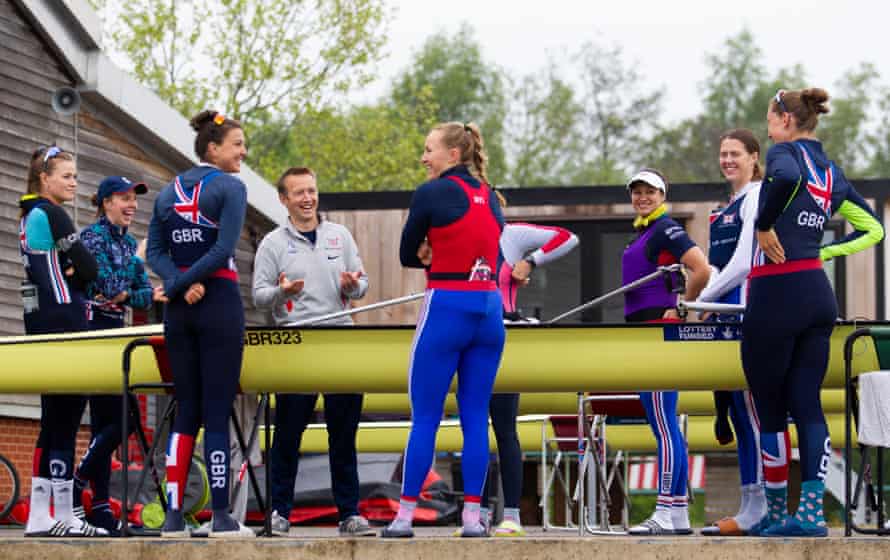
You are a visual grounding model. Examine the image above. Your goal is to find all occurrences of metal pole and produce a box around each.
[677,301,746,315]
[283,293,425,327]
[547,265,682,324]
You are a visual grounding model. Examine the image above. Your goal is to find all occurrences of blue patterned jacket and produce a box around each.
[80,216,153,320]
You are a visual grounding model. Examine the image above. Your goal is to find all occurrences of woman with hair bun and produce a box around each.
[382,122,505,539]
[147,110,253,538]
[744,88,883,537]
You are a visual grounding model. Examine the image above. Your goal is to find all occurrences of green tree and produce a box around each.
[819,63,880,176]
[504,62,584,186]
[866,87,890,177]
[571,41,664,185]
[642,30,806,183]
[390,24,508,184]
[94,0,389,125]
[251,89,439,191]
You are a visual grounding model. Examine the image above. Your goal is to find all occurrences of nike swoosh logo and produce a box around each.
[327,256,338,260]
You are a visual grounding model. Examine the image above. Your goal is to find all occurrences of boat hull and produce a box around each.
[275,413,856,454]
[0,322,880,393]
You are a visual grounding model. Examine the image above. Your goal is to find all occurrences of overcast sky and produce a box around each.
[358,0,889,123]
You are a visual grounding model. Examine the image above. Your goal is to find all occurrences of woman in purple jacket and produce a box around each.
[621,169,710,535]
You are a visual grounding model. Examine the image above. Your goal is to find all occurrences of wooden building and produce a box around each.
[0,0,286,337]
[0,0,286,483]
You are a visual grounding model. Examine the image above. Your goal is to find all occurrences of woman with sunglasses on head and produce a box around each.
[694,129,771,536]
[69,176,154,535]
[743,89,883,537]
[622,168,711,536]
[382,122,505,539]
[147,110,253,538]
[19,147,106,537]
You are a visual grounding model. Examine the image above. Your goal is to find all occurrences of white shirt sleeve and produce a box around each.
[698,186,760,303]
[500,223,579,266]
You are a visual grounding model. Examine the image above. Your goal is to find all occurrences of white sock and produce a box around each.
[735,484,750,519]
[502,507,521,524]
[51,479,74,524]
[736,484,767,530]
[480,507,491,525]
[389,498,416,530]
[462,501,481,528]
[25,477,54,532]
[671,505,690,530]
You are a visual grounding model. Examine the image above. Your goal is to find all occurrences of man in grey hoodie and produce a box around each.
[252,167,372,537]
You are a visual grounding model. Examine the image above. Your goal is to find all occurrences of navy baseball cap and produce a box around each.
[97,176,148,204]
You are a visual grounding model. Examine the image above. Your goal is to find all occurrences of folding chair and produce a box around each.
[119,336,273,537]
[540,414,582,531]
[575,392,692,535]
[844,326,890,536]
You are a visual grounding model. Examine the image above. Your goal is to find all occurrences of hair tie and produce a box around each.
[463,123,471,133]
[213,113,226,126]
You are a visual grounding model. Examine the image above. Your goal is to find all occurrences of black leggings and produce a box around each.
[481,393,522,510]
[741,269,836,482]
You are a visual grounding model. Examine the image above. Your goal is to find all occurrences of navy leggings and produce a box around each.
[27,300,89,481]
[481,393,522,511]
[269,393,363,521]
[164,278,244,510]
[741,269,836,482]
[75,314,137,501]
[36,395,87,480]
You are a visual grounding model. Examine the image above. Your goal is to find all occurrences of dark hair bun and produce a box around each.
[801,88,830,115]
[90,194,100,207]
[189,110,219,132]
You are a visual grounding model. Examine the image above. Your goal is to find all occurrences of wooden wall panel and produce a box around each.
[0,0,276,335]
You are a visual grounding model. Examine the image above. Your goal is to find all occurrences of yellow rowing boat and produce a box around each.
[326,390,848,415]
[0,322,881,394]
[266,413,856,454]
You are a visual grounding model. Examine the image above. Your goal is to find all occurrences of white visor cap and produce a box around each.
[626,170,667,193]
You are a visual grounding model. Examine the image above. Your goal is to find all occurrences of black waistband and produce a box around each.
[428,272,470,280]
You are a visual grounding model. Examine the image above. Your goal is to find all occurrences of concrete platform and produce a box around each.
[1,527,889,559]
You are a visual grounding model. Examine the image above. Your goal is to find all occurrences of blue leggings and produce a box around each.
[741,269,836,482]
[401,289,505,499]
[639,391,687,499]
[164,278,245,510]
[728,391,762,486]
[715,289,762,486]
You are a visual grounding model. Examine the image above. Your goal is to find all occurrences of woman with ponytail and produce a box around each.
[743,88,883,537]
[696,129,770,536]
[382,122,505,538]
[147,110,253,538]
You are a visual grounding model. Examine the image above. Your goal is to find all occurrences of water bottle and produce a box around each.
[468,257,492,282]
[21,281,39,314]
